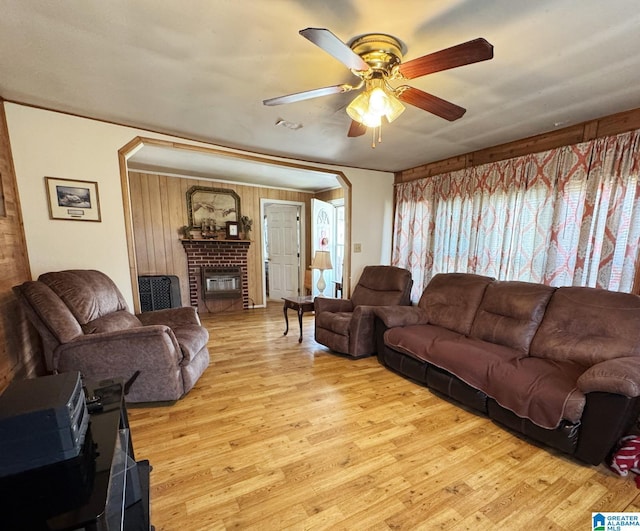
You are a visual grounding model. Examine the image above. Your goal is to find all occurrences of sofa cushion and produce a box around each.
[172,325,209,363]
[39,270,129,324]
[530,286,640,366]
[82,310,143,334]
[481,357,586,429]
[316,311,352,336]
[350,265,412,307]
[384,324,469,363]
[407,333,523,374]
[469,280,555,354]
[418,273,493,335]
[385,326,585,428]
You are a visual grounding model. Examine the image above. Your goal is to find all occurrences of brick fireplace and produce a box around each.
[181,239,251,313]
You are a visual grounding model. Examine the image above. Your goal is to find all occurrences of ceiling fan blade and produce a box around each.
[347,120,367,137]
[397,86,466,121]
[299,28,370,72]
[398,38,493,79]
[263,84,353,106]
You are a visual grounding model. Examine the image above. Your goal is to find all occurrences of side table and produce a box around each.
[282,296,315,343]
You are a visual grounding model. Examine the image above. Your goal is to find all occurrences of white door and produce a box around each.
[266,204,300,300]
[311,198,336,297]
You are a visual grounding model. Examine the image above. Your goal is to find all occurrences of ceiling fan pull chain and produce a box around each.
[370,124,383,148]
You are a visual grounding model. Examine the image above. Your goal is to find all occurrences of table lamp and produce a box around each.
[310,250,333,296]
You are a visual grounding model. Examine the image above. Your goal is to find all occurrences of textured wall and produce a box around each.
[0,101,43,390]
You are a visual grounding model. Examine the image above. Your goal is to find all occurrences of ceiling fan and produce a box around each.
[264,28,494,142]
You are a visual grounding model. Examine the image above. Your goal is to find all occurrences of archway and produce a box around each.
[118,136,351,311]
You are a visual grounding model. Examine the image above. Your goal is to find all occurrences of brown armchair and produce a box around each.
[12,269,210,403]
[314,265,413,358]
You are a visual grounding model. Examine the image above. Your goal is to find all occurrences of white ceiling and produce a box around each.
[2,0,640,190]
[127,143,341,192]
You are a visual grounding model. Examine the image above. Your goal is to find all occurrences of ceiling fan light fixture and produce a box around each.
[266,28,493,145]
[346,80,405,129]
[379,89,406,123]
[346,91,380,127]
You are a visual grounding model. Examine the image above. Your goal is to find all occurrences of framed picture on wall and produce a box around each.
[186,186,240,230]
[226,221,240,239]
[45,177,102,222]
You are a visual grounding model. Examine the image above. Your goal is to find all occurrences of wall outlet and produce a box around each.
[353,243,362,253]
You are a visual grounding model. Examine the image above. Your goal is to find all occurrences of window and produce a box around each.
[393,130,640,298]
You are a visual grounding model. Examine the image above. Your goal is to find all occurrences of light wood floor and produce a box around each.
[127,303,640,530]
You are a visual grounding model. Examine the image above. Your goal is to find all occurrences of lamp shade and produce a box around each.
[311,250,333,270]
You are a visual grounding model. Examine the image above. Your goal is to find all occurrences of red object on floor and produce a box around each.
[610,435,640,488]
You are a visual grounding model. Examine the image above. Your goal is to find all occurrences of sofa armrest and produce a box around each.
[372,305,428,328]
[350,305,377,331]
[314,297,354,313]
[577,357,640,397]
[54,325,186,402]
[136,306,201,326]
[53,325,182,370]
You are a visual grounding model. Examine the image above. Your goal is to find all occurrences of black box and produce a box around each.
[0,372,89,476]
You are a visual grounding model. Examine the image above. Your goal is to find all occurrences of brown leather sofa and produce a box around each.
[13,269,210,403]
[314,265,412,358]
[373,272,640,465]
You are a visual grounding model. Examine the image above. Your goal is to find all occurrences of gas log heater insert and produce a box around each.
[201,267,242,300]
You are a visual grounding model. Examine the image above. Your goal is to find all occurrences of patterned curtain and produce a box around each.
[567,130,640,290]
[392,129,640,300]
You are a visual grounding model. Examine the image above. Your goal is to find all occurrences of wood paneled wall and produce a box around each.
[315,188,344,203]
[129,172,316,308]
[397,107,640,182]
[0,101,42,391]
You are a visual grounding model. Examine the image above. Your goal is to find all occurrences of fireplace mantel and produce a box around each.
[181,239,251,312]
[180,239,252,243]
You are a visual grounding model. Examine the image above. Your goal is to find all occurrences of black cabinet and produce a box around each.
[0,379,151,530]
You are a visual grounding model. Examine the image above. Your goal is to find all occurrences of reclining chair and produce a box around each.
[13,269,210,403]
[314,265,413,358]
